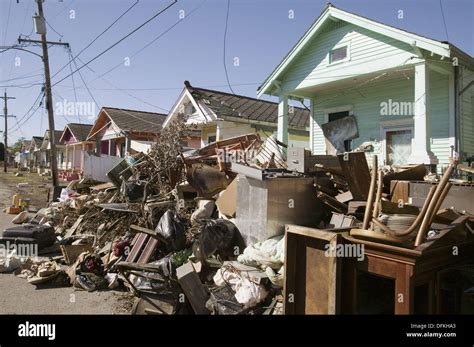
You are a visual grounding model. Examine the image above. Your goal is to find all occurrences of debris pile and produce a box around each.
[1,118,473,315]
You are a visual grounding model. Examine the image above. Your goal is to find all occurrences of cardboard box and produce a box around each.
[215,179,237,218]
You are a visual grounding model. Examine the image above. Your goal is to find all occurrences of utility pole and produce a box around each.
[1,91,16,173]
[18,1,69,197]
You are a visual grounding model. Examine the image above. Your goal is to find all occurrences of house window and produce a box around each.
[208,135,216,144]
[329,45,348,64]
[386,129,413,166]
[328,111,352,151]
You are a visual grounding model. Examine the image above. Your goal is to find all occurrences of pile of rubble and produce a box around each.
[0,119,289,315]
[1,116,473,315]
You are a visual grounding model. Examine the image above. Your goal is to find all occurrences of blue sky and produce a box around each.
[0,0,472,143]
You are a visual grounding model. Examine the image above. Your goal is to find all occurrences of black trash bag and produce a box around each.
[193,219,245,261]
[206,285,247,315]
[121,181,145,202]
[155,210,187,252]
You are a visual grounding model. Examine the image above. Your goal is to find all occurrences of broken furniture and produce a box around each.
[436,264,474,314]
[342,231,474,314]
[337,151,371,201]
[235,174,325,245]
[408,180,474,215]
[286,148,340,174]
[350,156,457,248]
[284,224,349,314]
[176,261,210,314]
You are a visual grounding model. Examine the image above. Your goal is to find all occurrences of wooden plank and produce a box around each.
[137,238,159,264]
[284,225,342,314]
[390,180,409,204]
[317,191,348,214]
[394,263,414,314]
[285,224,343,240]
[64,215,84,239]
[125,233,149,263]
[347,201,366,214]
[283,228,297,314]
[457,164,474,174]
[344,235,422,257]
[176,262,210,315]
[381,200,420,215]
[337,152,371,200]
[383,164,426,193]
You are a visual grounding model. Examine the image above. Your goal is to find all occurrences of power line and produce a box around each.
[0,71,43,84]
[67,49,81,123]
[76,56,169,113]
[51,0,177,87]
[10,89,44,129]
[5,0,33,82]
[50,0,140,81]
[94,0,207,80]
[0,81,44,89]
[223,0,235,94]
[58,81,261,92]
[439,0,450,41]
[49,0,76,21]
[0,0,13,79]
[45,18,64,39]
[69,50,101,116]
[9,90,44,133]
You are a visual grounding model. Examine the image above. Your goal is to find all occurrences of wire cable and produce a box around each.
[51,0,140,80]
[51,0,177,87]
[95,0,207,80]
[223,0,235,94]
[439,0,450,41]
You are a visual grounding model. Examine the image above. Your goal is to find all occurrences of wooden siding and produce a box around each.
[279,22,415,93]
[311,69,452,166]
[460,66,474,160]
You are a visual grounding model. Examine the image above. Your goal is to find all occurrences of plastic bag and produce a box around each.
[155,210,187,252]
[193,219,244,261]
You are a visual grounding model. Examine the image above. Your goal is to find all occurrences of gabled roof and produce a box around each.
[87,107,168,140]
[21,140,31,152]
[40,130,63,150]
[165,81,310,129]
[60,123,93,143]
[31,136,44,147]
[258,3,473,97]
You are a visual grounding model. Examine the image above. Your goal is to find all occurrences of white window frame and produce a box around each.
[322,105,353,123]
[328,41,351,65]
[380,123,414,166]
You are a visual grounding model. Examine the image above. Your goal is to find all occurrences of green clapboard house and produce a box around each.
[258,3,474,171]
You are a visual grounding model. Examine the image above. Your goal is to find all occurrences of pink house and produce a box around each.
[59,123,94,173]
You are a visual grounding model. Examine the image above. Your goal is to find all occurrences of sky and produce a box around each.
[0,0,473,144]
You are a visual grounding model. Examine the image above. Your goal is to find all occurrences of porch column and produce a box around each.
[408,62,437,165]
[216,120,224,141]
[124,136,131,155]
[81,143,85,170]
[277,95,289,151]
[65,146,69,171]
[72,145,76,171]
[108,140,112,156]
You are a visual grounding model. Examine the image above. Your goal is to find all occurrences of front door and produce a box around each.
[386,129,412,166]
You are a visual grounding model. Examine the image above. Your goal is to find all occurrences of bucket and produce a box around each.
[19,198,31,211]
